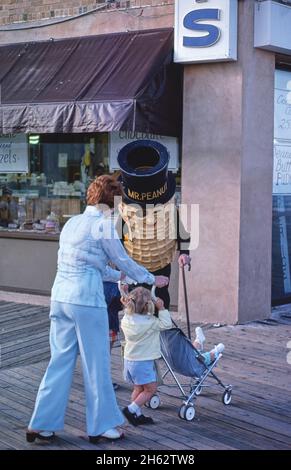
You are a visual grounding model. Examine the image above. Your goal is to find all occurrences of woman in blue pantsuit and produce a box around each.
[27,175,168,443]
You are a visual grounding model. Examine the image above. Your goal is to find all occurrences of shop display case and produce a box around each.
[0,132,105,235]
[0,175,84,235]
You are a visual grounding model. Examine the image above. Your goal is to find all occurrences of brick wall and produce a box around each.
[0,1,174,27]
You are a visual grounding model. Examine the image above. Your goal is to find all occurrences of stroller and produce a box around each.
[146,266,233,422]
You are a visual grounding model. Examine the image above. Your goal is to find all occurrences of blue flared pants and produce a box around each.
[29,301,124,436]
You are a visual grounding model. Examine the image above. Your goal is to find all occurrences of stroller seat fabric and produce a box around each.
[160,328,206,378]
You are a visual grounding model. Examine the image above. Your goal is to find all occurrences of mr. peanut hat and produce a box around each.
[117,140,176,206]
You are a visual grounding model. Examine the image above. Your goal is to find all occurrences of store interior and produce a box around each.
[0,132,181,234]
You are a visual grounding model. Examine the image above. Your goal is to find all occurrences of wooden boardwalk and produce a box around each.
[0,300,291,450]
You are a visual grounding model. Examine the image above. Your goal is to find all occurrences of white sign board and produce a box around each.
[274,70,291,141]
[0,133,28,173]
[174,0,238,64]
[273,144,291,194]
[254,0,291,56]
[109,132,179,172]
[58,153,68,168]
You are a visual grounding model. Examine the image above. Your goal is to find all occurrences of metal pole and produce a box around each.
[181,264,191,340]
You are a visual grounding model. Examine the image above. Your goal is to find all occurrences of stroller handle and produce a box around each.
[117,281,163,301]
[151,285,157,301]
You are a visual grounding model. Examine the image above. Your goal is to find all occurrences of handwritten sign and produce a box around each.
[0,133,28,173]
[274,70,291,140]
[274,70,291,194]
[273,144,291,194]
[109,132,179,172]
[274,90,291,140]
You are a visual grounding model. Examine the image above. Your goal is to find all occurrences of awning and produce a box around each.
[0,29,182,137]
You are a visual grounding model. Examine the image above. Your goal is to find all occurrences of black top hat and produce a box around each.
[117,140,176,206]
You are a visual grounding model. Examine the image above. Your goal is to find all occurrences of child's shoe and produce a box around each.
[212,343,225,359]
[122,406,139,426]
[136,414,155,425]
[195,327,206,350]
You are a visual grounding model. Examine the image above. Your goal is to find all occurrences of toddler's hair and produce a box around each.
[124,286,155,315]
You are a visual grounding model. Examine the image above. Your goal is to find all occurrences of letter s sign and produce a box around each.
[183,9,221,48]
[174,0,238,64]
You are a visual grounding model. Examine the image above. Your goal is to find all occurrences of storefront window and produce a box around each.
[0,132,181,236]
[0,133,110,233]
[272,69,291,303]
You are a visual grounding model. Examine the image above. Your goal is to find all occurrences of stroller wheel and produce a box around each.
[194,385,202,396]
[147,395,160,409]
[179,405,186,419]
[222,389,232,405]
[179,404,195,421]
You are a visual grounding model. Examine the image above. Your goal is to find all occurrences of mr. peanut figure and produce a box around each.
[118,140,191,308]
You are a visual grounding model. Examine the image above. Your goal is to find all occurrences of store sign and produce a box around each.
[109,132,179,172]
[254,1,291,56]
[0,133,28,173]
[274,70,291,142]
[273,144,291,194]
[174,0,237,64]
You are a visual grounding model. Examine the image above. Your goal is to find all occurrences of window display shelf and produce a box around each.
[0,229,59,241]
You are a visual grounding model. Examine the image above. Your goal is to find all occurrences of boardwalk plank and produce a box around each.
[0,300,291,450]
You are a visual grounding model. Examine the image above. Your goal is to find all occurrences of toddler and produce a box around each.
[121,286,172,426]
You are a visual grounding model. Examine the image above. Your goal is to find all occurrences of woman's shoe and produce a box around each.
[89,428,124,443]
[26,430,55,443]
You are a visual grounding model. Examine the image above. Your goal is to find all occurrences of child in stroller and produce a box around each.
[193,326,225,365]
[159,324,232,422]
